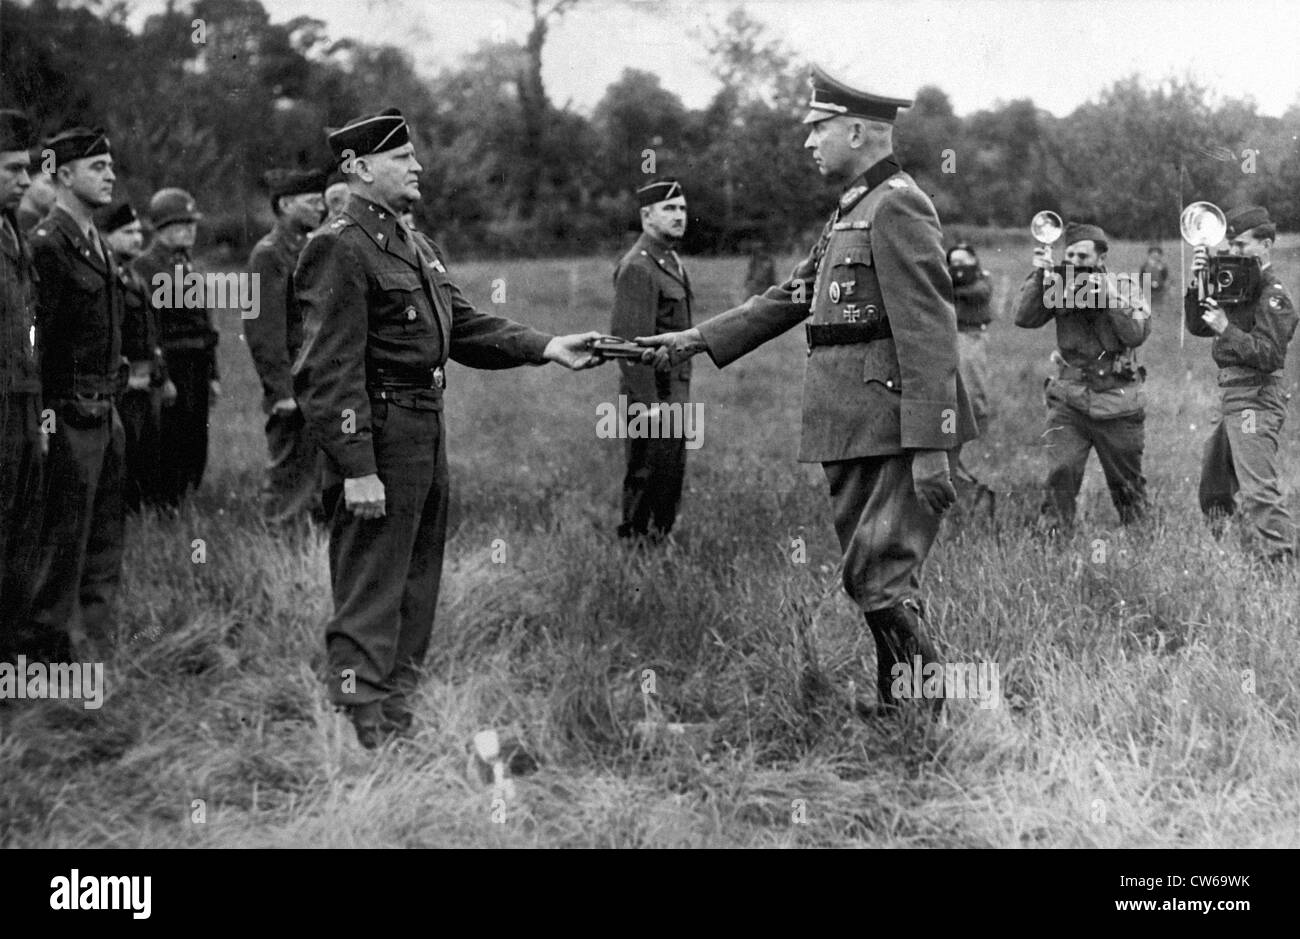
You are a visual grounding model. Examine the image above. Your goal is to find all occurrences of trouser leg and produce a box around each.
[1091,411,1148,524]
[264,408,322,523]
[0,391,43,643]
[1041,400,1092,529]
[1222,384,1294,557]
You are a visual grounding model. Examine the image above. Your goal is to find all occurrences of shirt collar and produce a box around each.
[839,155,902,213]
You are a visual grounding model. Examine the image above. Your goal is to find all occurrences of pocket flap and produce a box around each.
[374,269,423,291]
[833,244,873,268]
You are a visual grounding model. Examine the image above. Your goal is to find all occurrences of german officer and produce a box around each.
[246,168,326,523]
[1186,205,1297,561]
[105,201,172,511]
[0,110,44,645]
[132,187,220,505]
[637,66,977,714]
[292,108,604,748]
[26,126,125,659]
[1015,221,1150,530]
[611,178,692,541]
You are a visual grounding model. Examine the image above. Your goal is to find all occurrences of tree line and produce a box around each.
[3,0,1299,258]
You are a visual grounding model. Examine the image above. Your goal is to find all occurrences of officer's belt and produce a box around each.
[805,321,892,347]
[1218,366,1283,388]
[369,365,446,391]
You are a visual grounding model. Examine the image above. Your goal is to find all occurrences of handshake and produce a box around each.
[587,329,708,371]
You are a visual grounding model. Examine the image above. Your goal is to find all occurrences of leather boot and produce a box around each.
[864,601,944,717]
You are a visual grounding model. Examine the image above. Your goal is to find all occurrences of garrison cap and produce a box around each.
[102,201,139,233]
[1064,221,1108,253]
[1226,204,1271,239]
[802,64,913,125]
[148,187,202,229]
[44,126,111,167]
[265,167,328,200]
[327,107,410,161]
[636,177,684,207]
[0,110,37,152]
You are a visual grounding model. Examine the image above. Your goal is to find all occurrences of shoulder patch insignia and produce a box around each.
[888,178,908,190]
[832,220,872,231]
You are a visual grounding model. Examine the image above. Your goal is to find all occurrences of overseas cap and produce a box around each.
[1226,204,1271,239]
[636,177,684,207]
[265,167,328,200]
[148,187,202,229]
[0,110,36,152]
[802,64,913,125]
[1064,222,1108,253]
[44,126,111,167]
[327,107,410,161]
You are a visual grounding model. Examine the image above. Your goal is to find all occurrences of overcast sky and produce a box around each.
[128,0,1300,117]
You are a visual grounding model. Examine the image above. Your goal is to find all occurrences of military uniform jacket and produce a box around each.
[30,207,124,398]
[611,231,692,403]
[115,252,166,383]
[1015,266,1150,388]
[953,271,993,329]
[696,158,975,462]
[1184,266,1297,381]
[1,210,39,395]
[247,220,308,411]
[292,194,553,481]
[131,241,220,379]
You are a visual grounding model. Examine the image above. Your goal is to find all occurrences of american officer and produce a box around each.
[1186,205,1297,561]
[246,168,327,524]
[292,108,604,748]
[1015,221,1150,530]
[0,110,44,645]
[637,66,977,713]
[27,126,126,659]
[611,177,693,541]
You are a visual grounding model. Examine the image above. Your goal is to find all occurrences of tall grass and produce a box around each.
[1,238,1297,847]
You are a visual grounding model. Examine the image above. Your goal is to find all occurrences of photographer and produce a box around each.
[949,243,993,434]
[1185,204,1297,562]
[1015,222,1150,531]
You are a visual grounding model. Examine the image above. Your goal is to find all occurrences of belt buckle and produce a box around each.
[432,366,445,390]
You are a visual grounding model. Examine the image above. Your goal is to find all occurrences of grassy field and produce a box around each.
[2,232,1299,848]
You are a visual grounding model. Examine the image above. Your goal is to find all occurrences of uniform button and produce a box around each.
[406,308,417,321]
[377,233,385,241]
[886,380,894,388]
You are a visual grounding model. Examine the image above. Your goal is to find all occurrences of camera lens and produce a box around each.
[1216,269,1235,288]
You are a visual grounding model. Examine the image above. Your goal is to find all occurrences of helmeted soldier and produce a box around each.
[292,107,604,748]
[104,200,172,511]
[1015,221,1151,530]
[0,109,45,647]
[26,125,126,658]
[637,65,978,715]
[132,187,220,505]
[1186,204,1297,561]
[610,177,693,541]
[246,167,326,523]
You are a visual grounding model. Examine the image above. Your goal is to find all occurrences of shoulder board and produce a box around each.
[887,178,909,190]
[832,220,871,231]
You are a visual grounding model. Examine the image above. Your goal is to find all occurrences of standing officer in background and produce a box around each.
[105,201,173,511]
[1015,222,1150,531]
[16,165,57,236]
[0,110,44,644]
[611,178,692,542]
[27,126,125,659]
[246,168,326,524]
[948,243,993,434]
[293,108,604,748]
[1186,205,1297,562]
[133,188,220,506]
[637,66,977,715]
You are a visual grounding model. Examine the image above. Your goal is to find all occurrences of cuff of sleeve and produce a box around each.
[1218,323,1248,350]
[334,440,377,479]
[527,332,553,364]
[900,399,962,450]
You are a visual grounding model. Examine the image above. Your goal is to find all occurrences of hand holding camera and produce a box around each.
[1032,246,1053,271]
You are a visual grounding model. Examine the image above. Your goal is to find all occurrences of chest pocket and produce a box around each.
[824,240,886,326]
[68,262,106,298]
[374,269,434,335]
[657,278,690,331]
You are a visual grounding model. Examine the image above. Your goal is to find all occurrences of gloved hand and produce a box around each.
[911,449,956,515]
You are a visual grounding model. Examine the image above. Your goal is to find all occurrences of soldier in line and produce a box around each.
[611,178,692,542]
[637,66,977,715]
[246,168,326,524]
[104,201,173,512]
[16,164,56,236]
[132,188,220,507]
[1140,245,1170,315]
[947,242,996,513]
[1186,205,1297,562]
[0,110,44,646]
[1015,222,1150,532]
[292,108,605,748]
[26,127,125,659]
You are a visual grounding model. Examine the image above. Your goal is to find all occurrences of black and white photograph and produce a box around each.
[0,0,1296,893]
